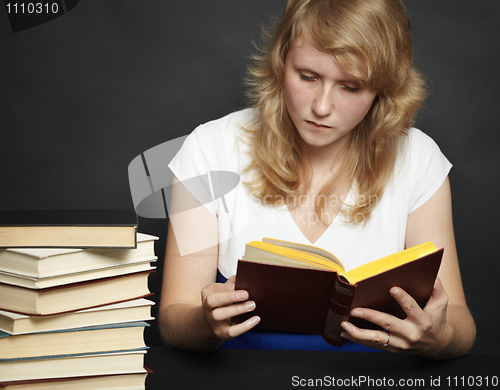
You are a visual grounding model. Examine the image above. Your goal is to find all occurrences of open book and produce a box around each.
[234,238,443,347]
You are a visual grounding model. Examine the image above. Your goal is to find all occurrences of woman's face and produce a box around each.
[283,37,377,155]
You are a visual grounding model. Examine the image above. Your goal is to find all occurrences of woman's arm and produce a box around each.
[158,177,259,352]
[340,177,476,359]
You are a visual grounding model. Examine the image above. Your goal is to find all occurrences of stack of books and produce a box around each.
[0,210,156,389]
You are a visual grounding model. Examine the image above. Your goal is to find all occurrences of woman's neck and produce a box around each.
[300,136,350,186]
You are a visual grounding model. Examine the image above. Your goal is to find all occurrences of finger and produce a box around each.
[340,321,396,352]
[349,308,398,333]
[214,316,261,340]
[211,300,256,322]
[202,289,249,311]
[389,287,438,334]
[348,307,414,350]
[389,286,423,318]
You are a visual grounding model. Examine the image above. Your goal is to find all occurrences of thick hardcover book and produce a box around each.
[0,298,155,336]
[234,239,443,347]
[0,233,158,288]
[0,209,137,248]
[0,321,148,360]
[0,271,153,316]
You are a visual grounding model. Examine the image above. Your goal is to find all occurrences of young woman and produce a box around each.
[159,0,476,359]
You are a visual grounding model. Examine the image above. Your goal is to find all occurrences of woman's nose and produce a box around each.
[312,86,333,117]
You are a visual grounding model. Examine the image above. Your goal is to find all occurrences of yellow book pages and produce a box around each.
[345,242,438,284]
[262,237,344,269]
[244,241,344,273]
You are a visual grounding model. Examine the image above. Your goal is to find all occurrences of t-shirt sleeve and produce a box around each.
[168,124,219,216]
[407,128,452,213]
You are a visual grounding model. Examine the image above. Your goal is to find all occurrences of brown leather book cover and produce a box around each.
[235,261,336,335]
[234,249,443,347]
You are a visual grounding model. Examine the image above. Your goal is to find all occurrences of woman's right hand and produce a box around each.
[201,275,261,341]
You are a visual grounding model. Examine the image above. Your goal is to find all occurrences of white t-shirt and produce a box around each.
[169,108,452,278]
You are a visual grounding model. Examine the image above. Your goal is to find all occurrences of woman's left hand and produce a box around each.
[340,277,454,358]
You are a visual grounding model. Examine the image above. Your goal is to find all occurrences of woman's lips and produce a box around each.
[306,120,331,130]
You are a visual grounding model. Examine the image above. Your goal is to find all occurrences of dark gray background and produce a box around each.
[1,1,498,355]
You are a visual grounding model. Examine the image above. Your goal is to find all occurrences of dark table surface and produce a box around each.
[144,346,500,389]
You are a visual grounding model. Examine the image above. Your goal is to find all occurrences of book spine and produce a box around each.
[322,275,356,347]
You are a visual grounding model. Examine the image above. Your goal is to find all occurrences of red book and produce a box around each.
[234,239,443,347]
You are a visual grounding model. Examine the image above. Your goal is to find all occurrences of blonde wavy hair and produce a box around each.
[243,0,427,224]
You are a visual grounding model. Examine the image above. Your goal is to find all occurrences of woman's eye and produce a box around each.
[300,73,316,82]
[343,85,360,93]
